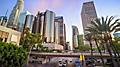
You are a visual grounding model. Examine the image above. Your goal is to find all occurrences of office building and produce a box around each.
[18,11,31,32]
[44,10,55,43]
[32,10,55,43]
[32,10,66,49]
[54,16,66,46]
[72,26,79,49]
[64,24,66,43]
[23,15,34,33]
[81,1,97,34]
[7,0,24,30]
[0,16,7,26]
[32,12,45,36]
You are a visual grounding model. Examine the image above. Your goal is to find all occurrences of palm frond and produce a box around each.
[110,19,120,32]
[107,16,115,26]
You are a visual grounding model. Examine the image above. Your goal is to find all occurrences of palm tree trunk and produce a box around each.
[94,39,105,67]
[108,39,120,67]
[89,40,93,59]
[105,41,117,67]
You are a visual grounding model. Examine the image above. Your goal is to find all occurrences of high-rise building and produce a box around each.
[0,16,7,26]
[32,10,66,48]
[23,15,34,33]
[33,12,45,36]
[44,10,55,43]
[64,24,66,43]
[72,26,79,49]
[7,0,24,30]
[32,12,40,33]
[54,16,66,46]
[81,1,97,34]
[32,10,55,43]
[18,11,31,32]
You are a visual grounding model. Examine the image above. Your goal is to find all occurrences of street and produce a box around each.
[27,62,75,67]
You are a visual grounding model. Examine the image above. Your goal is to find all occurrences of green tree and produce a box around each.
[20,27,42,50]
[0,42,27,67]
[20,27,43,65]
[79,44,90,51]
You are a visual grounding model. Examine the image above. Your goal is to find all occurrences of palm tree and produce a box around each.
[84,33,93,59]
[86,16,120,67]
[85,27,105,67]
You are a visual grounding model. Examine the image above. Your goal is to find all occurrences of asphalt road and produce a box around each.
[27,62,75,67]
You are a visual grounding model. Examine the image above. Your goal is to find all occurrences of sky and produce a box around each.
[0,0,120,48]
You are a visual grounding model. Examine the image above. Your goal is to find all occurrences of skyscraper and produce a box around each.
[32,12,41,33]
[72,26,79,49]
[0,16,7,26]
[81,1,97,34]
[44,10,55,43]
[64,24,66,43]
[7,0,24,30]
[54,16,66,46]
[18,11,31,32]
[23,15,34,33]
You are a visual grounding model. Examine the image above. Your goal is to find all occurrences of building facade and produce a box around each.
[0,26,21,45]
[54,16,66,46]
[7,0,24,30]
[81,1,97,34]
[44,10,55,43]
[0,16,7,26]
[32,10,66,49]
[72,26,79,49]
[18,11,31,32]
[23,15,34,33]
[32,10,55,43]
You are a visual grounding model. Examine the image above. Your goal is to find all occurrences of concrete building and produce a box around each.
[0,26,21,45]
[54,16,66,46]
[18,11,31,32]
[7,0,24,30]
[72,26,79,49]
[81,1,97,34]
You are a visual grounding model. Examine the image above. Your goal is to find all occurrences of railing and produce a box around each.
[30,52,110,56]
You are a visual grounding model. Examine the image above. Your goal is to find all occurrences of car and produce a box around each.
[62,62,67,67]
[74,60,81,67]
[58,61,63,67]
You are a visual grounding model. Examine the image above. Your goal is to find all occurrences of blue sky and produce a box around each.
[0,0,120,46]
